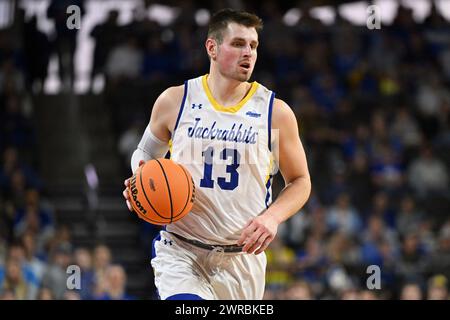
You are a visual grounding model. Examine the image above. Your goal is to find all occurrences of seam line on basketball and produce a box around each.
[139,166,169,221]
[172,165,191,219]
[156,159,174,223]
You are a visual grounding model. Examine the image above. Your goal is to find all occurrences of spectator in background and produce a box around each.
[73,247,95,299]
[416,73,450,140]
[338,287,360,300]
[396,232,428,284]
[1,95,36,153]
[5,170,27,209]
[23,15,50,93]
[46,0,86,90]
[294,236,327,286]
[41,243,73,299]
[105,37,143,85]
[0,59,25,95]
[370,145,405,195]
[310,71,345,114]
[400,282,423,300]
[283,280,314,300]
[341,123,371,161]
[407,145,449,198]
[265,237,296,293]
[366,191,396,229]
[92,244,112,297]
[13,189,54,243]
[63,290,81,300]
[0,147,40,194]
[21,231,46,284]
[347,152,374,213]
[426,222,450,281]
[13,202,54,251]
[37,287,54,300]
[390,107,422,154]
[426,274,448,300]
[90,10,121,90]
[96,264,133,300]
[396,195,423,237]
[142,36,172,82]
[0,256,38,300]
[359,290,378,300]
[360,215,398,267]
[0,289,15,300]
[326,192,362,237]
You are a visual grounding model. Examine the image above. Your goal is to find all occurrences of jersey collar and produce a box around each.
[201,74,259,113]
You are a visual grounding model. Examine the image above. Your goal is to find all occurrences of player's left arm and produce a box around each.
[238,98,311,254]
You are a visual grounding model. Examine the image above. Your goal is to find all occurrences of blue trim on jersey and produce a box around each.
[151,233,161,260]
[265,175,273,208]
[267,92,276,151]
[151,233,162,299]
[173,80,188,136]
[166,293,205,300]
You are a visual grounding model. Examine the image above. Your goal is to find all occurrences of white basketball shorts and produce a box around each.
[151,230,267,300]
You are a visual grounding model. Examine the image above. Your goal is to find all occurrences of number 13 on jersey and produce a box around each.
[200,147,241,191]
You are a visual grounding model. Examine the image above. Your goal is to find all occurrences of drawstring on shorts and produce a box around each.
[207,246,227,275]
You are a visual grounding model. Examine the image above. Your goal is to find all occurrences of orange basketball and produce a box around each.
[128,158,195,225]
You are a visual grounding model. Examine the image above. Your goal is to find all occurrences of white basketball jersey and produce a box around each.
[167,74,277,245]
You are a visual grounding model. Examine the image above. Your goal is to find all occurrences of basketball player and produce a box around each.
[123,9,311,300]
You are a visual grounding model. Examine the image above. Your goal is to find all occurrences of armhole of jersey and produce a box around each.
[172,80,189,139]
[267,91,276,151]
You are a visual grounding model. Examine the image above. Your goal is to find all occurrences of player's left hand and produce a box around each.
[237,214,279,255]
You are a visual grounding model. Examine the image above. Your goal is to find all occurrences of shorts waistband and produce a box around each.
[169,232,243,253]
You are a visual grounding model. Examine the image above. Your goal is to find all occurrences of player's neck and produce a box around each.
[206,71,251,107]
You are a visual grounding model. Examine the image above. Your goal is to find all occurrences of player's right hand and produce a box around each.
[123,160,145,212]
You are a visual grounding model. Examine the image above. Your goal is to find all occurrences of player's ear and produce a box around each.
[206,38,217,60]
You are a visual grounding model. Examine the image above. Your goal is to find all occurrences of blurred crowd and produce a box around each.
[113,1,450,300]
[1,0,450,300]
[0,0,133,300]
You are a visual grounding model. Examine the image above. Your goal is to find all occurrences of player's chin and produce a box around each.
[235,70,252,82]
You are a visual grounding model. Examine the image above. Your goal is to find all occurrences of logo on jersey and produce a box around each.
[192,103,203,109]
[187,117,258,144]
[246,111,261,118]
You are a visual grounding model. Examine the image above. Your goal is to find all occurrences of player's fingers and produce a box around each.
[139,160,145,167]
[245,232,267,254]
[124,179,129,187]
[243,219,253,228]
[237,221,257,245]
[123,189,133,212]
[255,235,274,255]
[126,200,132,212]
[122,188,130,200]
[242,229,264,253]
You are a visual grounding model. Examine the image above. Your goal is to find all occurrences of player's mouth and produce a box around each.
[239,62,251,71]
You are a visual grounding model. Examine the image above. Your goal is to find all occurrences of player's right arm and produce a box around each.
[123,85,185,211]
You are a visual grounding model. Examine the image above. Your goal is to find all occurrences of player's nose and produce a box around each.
[242,44,252,57]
